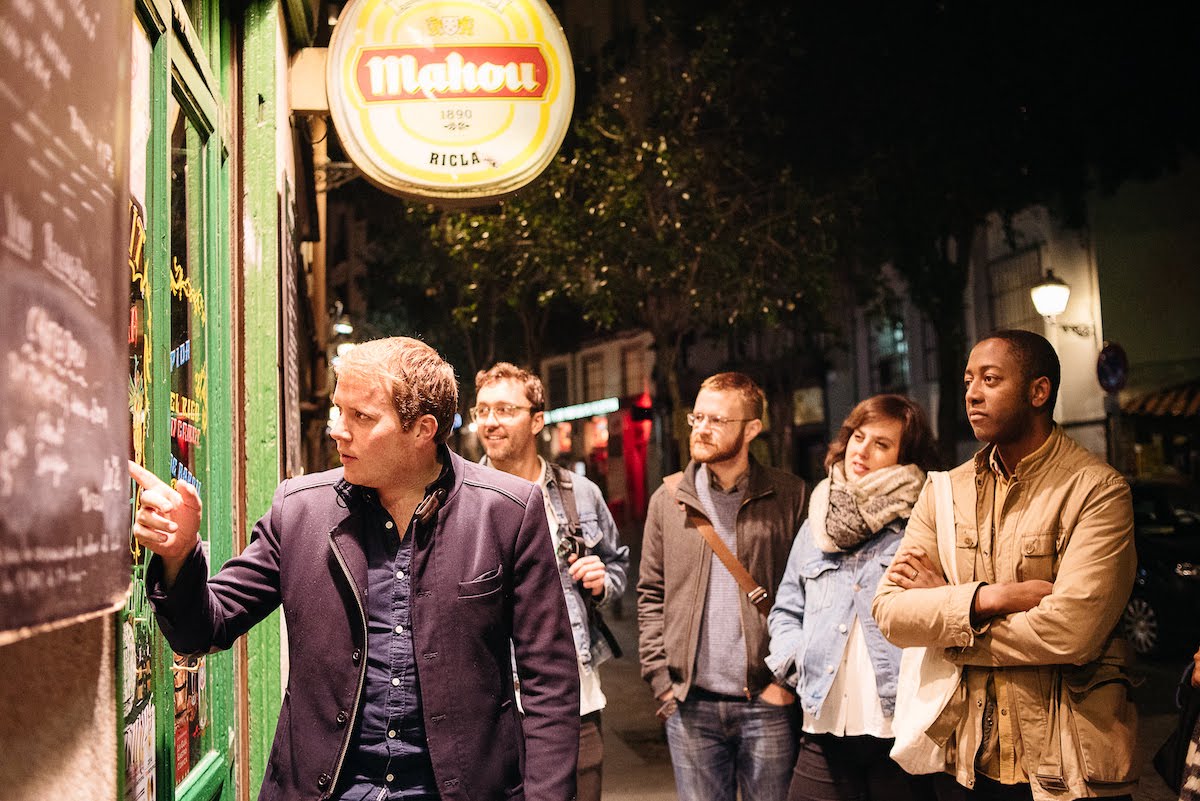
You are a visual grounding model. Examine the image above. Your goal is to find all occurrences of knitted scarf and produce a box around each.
[809,461,927,553]
[1183,715,1200,800]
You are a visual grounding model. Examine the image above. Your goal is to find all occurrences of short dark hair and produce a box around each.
[698,372,766,420]
[825,394,940,472]
[474,362,546,413]
[982,329,1061,413]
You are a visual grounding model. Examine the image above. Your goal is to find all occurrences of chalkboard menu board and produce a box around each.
[0,0,132,643]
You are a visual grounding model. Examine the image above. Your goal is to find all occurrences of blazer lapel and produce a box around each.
[328,512,369,604]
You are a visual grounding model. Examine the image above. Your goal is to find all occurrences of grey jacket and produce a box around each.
[637,457,807,700]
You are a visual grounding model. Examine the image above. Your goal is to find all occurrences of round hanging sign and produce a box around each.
[327,0,575,203]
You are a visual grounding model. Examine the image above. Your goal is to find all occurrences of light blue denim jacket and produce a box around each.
[765,518,905,718]
[482,457,630,670]
[541,461,630,669]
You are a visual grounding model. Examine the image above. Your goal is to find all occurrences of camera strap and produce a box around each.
[550,463,582,537]
[550,463,623,659]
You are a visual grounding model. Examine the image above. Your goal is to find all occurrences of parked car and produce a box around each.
[1121,479,1200,658]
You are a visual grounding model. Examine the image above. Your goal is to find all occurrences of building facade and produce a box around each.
[0,2,330,800]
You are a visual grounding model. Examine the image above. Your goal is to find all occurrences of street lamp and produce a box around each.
[1030,270,1093,337]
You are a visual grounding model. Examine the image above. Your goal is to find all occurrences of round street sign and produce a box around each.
[327,0,575,204]
[1096,342,1128,393]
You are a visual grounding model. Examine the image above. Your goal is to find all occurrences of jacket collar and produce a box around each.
[335,444,460,511]
[971,423,1064,481]
[678,454,773,507]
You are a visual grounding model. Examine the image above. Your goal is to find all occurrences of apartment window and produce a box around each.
[872,316,910,395]
[622,346,646,397]
[987,247,1043,332]
[548,364,569,408]
[582,354,606,401]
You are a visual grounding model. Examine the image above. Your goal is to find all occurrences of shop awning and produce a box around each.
[1122,380,1200,419]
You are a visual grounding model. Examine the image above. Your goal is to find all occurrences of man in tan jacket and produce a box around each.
[873,330,1137,801]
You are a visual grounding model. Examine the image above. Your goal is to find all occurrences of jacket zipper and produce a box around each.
[327,531,370,796]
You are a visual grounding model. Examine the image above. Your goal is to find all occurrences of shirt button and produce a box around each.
[977,699,984,708]
[391,677,400,686]
[826,665,834,674]
[394,624,404,634]
[386,773,395,783]
[385,520,394,530]
[852,584,861,592]
[838,624,847,634]
[396,570,405,580]
[388,729,396,738]
[351,648,361,663]
[1001,707,1008,716]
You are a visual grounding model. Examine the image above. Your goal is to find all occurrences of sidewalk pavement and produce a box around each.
[596,584,677,801]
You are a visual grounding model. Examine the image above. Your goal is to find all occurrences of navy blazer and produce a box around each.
[149,448,580,801]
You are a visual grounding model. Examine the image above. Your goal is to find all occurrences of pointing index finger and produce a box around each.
[128,460,165,490]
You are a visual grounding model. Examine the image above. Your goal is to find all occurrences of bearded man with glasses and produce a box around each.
[472,362,630,801]
[638,372,808,801]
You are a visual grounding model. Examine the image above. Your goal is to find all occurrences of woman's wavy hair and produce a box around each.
[824,394,940,472]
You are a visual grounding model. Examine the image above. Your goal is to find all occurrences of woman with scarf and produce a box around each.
[767,394,939,801]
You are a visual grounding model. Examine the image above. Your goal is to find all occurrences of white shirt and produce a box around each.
[802,614,892,738]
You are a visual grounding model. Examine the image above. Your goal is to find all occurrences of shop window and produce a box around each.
[124,3,233,799]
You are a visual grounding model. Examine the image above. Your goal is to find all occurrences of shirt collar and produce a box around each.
[984,426,1059,482]
[699,463,749,495]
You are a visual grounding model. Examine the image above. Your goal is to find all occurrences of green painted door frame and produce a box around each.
[240,2,283,795]
[124,0,318,797]
[124,1,235,799]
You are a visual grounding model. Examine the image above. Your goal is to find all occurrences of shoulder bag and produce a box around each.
[662,473,771,617]
[889,470,962,775]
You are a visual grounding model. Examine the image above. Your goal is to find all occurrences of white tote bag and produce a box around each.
[889,471,962,775]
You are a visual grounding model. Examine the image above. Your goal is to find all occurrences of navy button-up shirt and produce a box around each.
[337,496,438,801]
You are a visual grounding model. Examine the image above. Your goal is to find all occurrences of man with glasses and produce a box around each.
[638,372,807,801]
[473,362,630,801]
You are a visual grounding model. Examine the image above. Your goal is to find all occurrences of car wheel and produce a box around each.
[1122,596,1163,657]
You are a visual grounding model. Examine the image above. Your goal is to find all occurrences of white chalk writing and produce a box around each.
[3,192,33,259]
[42,221,99,306]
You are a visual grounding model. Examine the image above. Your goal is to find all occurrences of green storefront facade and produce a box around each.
[0,1,328,799]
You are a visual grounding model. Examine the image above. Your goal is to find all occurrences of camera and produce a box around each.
[555,534,586,561]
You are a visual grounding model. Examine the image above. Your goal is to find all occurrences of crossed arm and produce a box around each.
[872,476,1135,666]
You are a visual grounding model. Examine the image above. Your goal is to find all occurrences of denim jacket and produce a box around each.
[541,463,630,670]
[766,518,904,718]
[482,457,630,671]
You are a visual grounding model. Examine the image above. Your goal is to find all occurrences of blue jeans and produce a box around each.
[664,692,799,801]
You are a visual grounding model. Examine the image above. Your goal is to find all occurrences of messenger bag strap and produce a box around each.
[663,473,771,617]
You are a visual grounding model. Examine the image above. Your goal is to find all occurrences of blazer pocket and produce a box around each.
[458,565,505,599]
